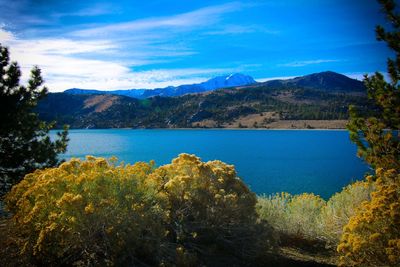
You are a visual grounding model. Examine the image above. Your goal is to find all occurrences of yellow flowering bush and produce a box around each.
[5,156,166,266]
[5,154,277,266]
[338,169,400,266]
[150,153,276,265]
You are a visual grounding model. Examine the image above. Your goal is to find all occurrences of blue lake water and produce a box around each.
[51,129,370,199]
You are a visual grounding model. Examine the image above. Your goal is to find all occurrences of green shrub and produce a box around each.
[257,193,290,232]
[257,181,374,246]
[320,181,374,245]
[257,192,325,240]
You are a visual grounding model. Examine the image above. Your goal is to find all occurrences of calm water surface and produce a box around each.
[51,129,370,199]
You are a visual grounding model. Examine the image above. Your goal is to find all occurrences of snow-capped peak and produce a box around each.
[226,74,234,80]
[199,73,256,91]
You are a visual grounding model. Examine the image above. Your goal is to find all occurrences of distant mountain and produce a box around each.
[38,71,372,129]
[260,71,365,92]
[202,73,256,90]
[65,73,256,99]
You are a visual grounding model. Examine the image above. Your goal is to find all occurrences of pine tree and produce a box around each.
[0,44,68,196]
[338,1,400,265]
[347,0,400,171]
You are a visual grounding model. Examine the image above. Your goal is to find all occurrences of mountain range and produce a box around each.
[38,71,371,129]
[64,71,364,99]
[65,73,256,99]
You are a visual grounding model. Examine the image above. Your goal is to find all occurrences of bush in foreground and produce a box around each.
[5,156,166,266]
[257,181,374,246]
[257,193,325,241]
[5,154,276,266]
[319,181,374,245]
[150,154,276,265]
[337,169,400,266]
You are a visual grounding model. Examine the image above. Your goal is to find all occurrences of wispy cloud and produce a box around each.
[52,3,118,18]
[205,24,278,35]
[278,59,341,67]
[71,2,243,37]
[257,75,297,82]
[46,67,237,92]
[0,2,269,92]
[0,27,235,92]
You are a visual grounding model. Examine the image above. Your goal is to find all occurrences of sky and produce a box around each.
[0,0,394,92]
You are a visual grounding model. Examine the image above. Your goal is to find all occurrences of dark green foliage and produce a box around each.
[347,0,400,170]
[0,44,68,196]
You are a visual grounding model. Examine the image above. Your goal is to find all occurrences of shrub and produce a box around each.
[150,153,277,265]
[320,181,374,245]
[337,169,400,266]
[257,192,325,240]
[5,156,166,266]
[5,154,276,266]
[257,181,374,246]
[257,192,291,233]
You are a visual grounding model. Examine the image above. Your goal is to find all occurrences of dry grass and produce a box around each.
[84,95,119,113]
[261,119,348,129]
[192,115,348,129]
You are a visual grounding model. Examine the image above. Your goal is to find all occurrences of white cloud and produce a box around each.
[205,24,278,35]
[0,27,234,91]
[15,38,118,55]
[44,68,235,92]
[0,26,14,42]
[71,2,243,37]
[0,2,260,92]
[256,75,297,82]
[279,59,340,67]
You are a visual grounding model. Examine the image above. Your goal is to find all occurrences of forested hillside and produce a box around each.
[37,77,372,129]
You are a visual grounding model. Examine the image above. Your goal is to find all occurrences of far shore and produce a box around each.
[51,120,349,131]
[53,128,348,131]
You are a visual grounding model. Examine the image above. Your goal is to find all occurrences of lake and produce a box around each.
[51,129,370,199]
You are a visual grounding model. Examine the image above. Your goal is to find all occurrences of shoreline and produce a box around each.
[51,127,349,131]
[52,120,349,131]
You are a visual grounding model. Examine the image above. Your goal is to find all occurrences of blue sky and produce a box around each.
[0,0,393,91]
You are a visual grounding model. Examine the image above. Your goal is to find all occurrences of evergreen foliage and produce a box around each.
[347,0,400,170]
[338,1,400,265]
[0,44,68,196]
